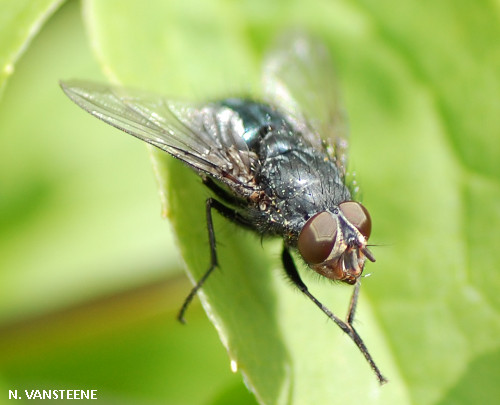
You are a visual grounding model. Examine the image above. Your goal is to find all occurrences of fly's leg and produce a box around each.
[282,246,388,384]
[202,176,245,208]
[177,197,247,323]
[346,280,361,325]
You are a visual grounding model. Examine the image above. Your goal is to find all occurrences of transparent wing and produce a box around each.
[60,80,257,194]
[262,33,349,174]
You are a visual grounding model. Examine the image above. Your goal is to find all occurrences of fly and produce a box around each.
[60,34,387,384]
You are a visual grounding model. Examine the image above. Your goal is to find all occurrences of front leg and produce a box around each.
[281,245,388,384]
[177,197,242,323]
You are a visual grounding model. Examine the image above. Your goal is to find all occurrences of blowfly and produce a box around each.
[61,33,387,384]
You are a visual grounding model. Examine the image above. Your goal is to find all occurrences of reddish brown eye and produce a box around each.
[339,201,372,240]
[298,211,337,264]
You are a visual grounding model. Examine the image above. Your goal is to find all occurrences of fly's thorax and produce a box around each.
[297,202,375,284]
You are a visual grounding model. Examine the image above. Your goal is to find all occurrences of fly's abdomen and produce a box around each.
[217,99,289,152]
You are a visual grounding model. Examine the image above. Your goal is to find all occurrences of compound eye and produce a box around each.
[339,201,372,240]
[298,211,337,264]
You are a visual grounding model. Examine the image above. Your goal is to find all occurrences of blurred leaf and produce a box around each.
[75,0,500,404]
[349,1,500,404]
[0,1,179,322]
[0,281,241,405]
[208,381,259,405]
[0,0,65,95]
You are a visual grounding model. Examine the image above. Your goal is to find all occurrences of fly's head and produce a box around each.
[297,202,375,285]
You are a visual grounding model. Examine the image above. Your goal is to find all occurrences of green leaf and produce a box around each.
[82,0,500,404]
[0,0,65,95]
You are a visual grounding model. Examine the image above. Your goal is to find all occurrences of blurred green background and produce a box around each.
[1,0,499,404]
